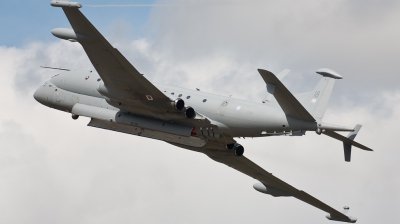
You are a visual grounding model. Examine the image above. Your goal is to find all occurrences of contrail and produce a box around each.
[87,4,190,7]
[86,2,260,8]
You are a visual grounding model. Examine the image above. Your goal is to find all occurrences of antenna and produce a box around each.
[40,66,71,71]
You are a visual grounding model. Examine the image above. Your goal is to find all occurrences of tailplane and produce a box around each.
[323,124,373,162]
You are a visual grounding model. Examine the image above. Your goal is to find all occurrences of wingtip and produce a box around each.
[326,214,357,223]
[257,68,274,75]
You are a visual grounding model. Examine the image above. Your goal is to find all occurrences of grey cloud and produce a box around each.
[145,0,400,106]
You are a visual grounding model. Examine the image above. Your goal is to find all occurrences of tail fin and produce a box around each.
[295,68,342,120]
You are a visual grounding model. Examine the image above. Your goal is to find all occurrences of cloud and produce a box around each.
[1,1,399,223]
[0,41,92,96]
[148,0,400,103]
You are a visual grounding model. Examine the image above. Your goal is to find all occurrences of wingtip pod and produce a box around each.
[51,28,95,42]
[51,0,82,8]
[253,182,291,197]
[326,214,357,223]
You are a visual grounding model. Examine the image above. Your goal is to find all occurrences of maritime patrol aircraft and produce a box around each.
[33,1,374,222]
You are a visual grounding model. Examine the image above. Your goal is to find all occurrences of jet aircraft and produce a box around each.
[33,1,374,222]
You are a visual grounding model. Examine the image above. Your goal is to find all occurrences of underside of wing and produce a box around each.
[170,141,357,223]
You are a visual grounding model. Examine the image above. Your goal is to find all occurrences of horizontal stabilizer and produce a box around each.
[324,128,372,151]
[323,124,373,162]
[258,69,315,122]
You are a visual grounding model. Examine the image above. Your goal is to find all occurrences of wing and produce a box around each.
[170,142,357,223]
[60,7,170,102]
[258,69,316,122]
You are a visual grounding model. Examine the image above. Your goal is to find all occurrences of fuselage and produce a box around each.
[34,70,317,139]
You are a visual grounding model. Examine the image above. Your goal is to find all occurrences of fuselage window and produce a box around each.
[97,78,101,82]
[186,96,191,99]
[203,99,207,102]
[85,76,90,80]
[171,92,175,95]
[178,94,182,97]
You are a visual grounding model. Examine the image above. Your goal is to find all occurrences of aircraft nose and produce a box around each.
[33,86,49,105]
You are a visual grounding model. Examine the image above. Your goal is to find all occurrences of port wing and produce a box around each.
[171,142,357,223]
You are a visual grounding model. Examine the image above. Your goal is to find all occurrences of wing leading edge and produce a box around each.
[170,142,357,223]
[57,5,170,102]
[258,69,316,122]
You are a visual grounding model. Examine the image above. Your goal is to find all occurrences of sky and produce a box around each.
[1,0,399,223]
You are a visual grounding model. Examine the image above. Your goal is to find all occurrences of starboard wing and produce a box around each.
[59,6,170,103]
[258,69,316,122]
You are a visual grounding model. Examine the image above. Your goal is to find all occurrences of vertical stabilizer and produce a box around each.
[295,68,342,120]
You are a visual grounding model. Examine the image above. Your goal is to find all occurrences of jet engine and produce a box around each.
[226,143,244,156]
[173,98,185,111]
[184,106,196,119]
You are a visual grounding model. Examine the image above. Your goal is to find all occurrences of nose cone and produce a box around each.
[33,86,49,105]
